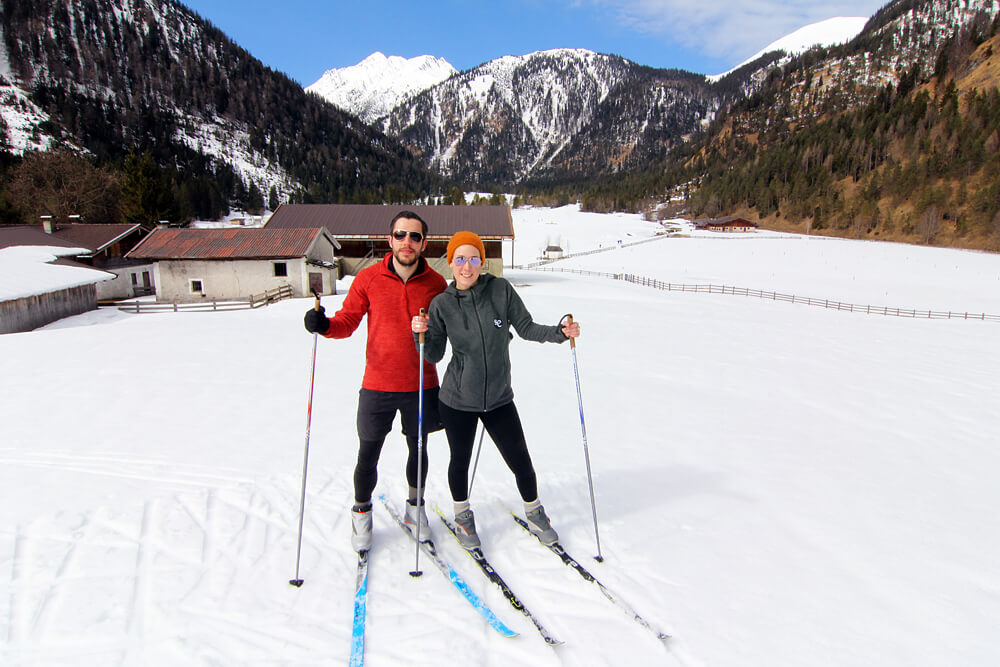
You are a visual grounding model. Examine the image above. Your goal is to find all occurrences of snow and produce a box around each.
[0,245,114,302]
[709,16,869,81]
[307,52,457,123]
[171,112,297,204]
[2,205,1000,665]
[0,24,54,154]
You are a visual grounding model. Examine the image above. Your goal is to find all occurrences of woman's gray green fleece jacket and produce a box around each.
[421,273,568,412]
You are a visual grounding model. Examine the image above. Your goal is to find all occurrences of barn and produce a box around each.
[695,216,760,233]
[125,227,340,303]
[0,227,116,334]
[263,204,514,277]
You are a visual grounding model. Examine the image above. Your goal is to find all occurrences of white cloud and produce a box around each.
[584,0,885,64]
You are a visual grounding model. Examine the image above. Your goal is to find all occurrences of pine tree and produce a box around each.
[120,151,177,227]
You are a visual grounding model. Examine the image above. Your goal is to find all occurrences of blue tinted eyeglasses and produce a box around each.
[453,256,482,267]
[392,230,424,242]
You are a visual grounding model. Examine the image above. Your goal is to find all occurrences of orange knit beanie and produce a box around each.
[447,231,486,264]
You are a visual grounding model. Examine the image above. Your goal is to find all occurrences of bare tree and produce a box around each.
[918,205,941,244]
[6,149,120,223]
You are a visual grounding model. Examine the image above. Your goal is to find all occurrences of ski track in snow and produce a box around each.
[0,469,684,665]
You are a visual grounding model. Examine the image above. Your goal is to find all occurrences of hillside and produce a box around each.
[576,0,1000,251]
[0,0,446,224]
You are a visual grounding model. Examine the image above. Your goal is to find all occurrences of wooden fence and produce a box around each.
[248,284,294,308]
[112,285,293,314]
[530,267,1000,322]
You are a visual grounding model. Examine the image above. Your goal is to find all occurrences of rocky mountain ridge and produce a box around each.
[306,52,457,124]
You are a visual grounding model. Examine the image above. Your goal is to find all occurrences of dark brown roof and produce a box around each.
[126,228,336,260]
[0,226,86,251]
[37,223,145,254]
[264,204,514,239]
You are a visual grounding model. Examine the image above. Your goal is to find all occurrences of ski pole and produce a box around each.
[468,423,487,496]
[566,314,603,562]
[290,289,322,587]
[410,308,427,578]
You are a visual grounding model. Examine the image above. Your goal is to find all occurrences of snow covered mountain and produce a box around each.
[708,16,869,81]
[0,0,443,211]
[306,52,457,124]
[378,48,716,186]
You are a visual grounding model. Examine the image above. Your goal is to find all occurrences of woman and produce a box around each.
[412,231,580,549]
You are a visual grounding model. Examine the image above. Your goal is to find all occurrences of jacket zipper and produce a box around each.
[470,289,489,412]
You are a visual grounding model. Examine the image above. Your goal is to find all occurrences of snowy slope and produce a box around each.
[2,207,1000,665]
[709,16,868,80]
[0,23,54,154]
[306,52,457,123]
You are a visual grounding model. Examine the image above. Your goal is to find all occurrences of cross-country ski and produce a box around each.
[436,506,563,646]
[510,510,671,642]
[379,495,519,638]
[349,550,369,666]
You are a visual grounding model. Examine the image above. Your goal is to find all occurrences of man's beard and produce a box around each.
[393,248,420,266]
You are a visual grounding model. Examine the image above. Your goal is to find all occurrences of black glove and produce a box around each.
[304,306,329,334]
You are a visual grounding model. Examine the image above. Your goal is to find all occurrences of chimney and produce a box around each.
[40,215,55,234]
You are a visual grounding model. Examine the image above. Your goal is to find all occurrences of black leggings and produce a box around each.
[354,433,427,505]
[438,401,538,503]
[353,388,439,504]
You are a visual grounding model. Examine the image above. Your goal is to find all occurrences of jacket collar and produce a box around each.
[381,252,428,281]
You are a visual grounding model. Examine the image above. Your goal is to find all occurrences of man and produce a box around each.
[304,211,446,552]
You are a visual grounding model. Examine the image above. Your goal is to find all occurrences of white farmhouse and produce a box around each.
[126,227,340,303]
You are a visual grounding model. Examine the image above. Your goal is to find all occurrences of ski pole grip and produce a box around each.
[418,308,426,344]
[311,288,321,311]
[567,314,576,349]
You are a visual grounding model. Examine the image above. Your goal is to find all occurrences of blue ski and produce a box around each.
[378,495,518,638]
[435,506,563,646]
[349,550,369,666]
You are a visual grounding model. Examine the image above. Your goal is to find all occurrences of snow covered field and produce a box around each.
[2,206,1000,666]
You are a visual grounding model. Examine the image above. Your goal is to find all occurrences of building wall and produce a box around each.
[95,263,157,300]
[1,284,97,334]
[154,258,336,302]
[339,240,504,279]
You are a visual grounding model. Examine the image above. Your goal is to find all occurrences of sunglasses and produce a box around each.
[392,230,424,242]
[453,256,482,267]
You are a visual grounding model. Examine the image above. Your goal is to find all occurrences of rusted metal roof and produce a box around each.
[264,204,515,239]
[126,227,336,260]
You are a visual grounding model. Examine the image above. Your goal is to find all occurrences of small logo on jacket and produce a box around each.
[494,319,503,328]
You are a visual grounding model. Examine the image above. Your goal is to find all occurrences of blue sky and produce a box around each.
[181,0,889,85]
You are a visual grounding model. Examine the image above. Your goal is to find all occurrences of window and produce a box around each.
[273,262,288,277]
[131,273,138,285]
[190,280,203,293]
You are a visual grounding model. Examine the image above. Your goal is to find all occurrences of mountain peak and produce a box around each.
[709,16,868,80]
[306,52,457,123]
